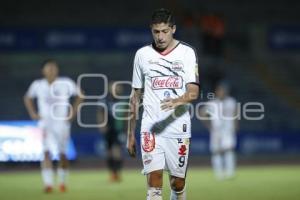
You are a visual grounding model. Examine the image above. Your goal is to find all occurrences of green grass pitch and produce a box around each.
[0,165,299,200]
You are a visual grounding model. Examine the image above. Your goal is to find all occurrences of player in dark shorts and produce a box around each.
[97,82,126,182]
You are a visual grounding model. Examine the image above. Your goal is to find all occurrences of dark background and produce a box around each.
[0,0,299,161]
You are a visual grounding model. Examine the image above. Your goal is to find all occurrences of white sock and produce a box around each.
[212,153,224,180]
[224,150,235,178]
[170,187,186,200]
[147,187,162,200]
[41,168,54,186]
[57,168,68,185]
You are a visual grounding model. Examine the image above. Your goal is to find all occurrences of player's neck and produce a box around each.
[46,77,56,84]
[218,96,226,100]
[165,39,178,51]
[154,39,179,55]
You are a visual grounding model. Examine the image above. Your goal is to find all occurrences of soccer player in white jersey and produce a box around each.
[24,59,82,193]
[199,82,238,180]
[127,8,199,200]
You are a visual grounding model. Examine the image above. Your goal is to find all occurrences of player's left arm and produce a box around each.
[161,83,199,111]
[69,90,84,121]
[234,104,239,132]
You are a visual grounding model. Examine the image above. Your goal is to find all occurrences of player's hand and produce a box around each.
[126,133,136,158]
[30,112,41,120]
[68,109,77,122]
[161,98,177,111]
[69,113,79,123]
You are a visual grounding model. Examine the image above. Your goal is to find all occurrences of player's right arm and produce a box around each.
[24,96,40,120]
[126,88,142,158]
[127,50,144,157]
[23,81,40,120]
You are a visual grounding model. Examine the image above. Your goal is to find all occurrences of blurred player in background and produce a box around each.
[199,82,238,180]
[24,59,82,193]
[97,81,126,182]
[127,8,199,200]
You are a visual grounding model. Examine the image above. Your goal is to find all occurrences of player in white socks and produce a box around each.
[24,59,82,193]
[127,8,199,200]
[199,82,238,180]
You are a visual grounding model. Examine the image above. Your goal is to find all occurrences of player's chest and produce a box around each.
[217,101,235,116]
[36,82,69,99]
[141,54,187,77]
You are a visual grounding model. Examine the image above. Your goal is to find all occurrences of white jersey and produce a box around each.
[25,77,78,120]
[205,97,237,151]
[206,97,237,135]
[132,42,199,138]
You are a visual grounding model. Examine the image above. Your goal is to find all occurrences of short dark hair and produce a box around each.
[41,59,58,68]
[151,8,175,27]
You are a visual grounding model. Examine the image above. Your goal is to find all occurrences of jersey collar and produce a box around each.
[152,41,181,56]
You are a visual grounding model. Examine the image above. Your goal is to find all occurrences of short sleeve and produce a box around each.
[229,97,237,111]
[131,51,144,88]
[68,79,78,96]
[25,81,38,98]
[185,48,199,85]
[52,78,79,97]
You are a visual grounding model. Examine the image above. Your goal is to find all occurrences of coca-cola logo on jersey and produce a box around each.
[151,76,183,89]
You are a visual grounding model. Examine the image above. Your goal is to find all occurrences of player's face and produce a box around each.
[151,23,176,50]
[42,63,59,82]
[215,86,227,99]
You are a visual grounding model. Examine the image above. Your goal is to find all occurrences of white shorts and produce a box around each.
[210,132,236,153]
[38,119,71,154]
[140,132,190,178]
